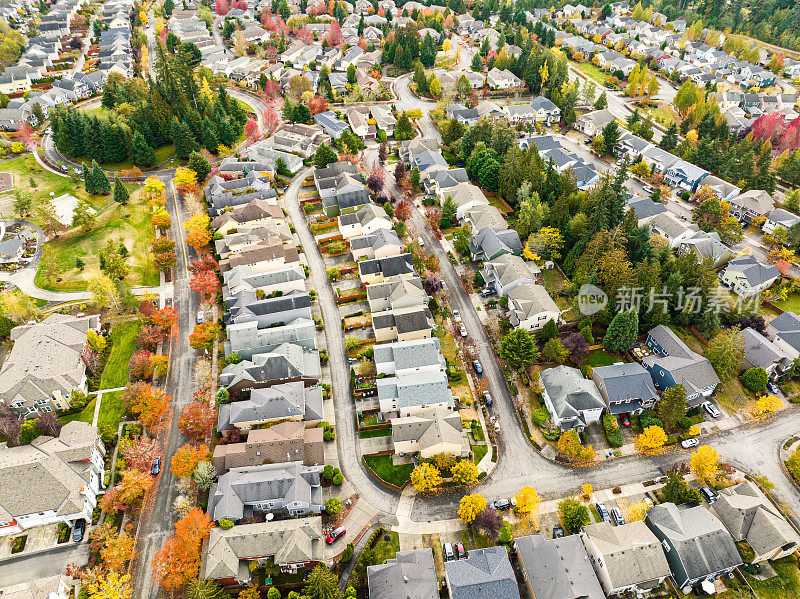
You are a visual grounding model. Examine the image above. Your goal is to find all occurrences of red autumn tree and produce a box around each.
[190,270,220,298]
[151,211,172,232]
[326,20,344,47]
[124,383,170,431]
[358,36,368,49]
[214,0,229,15]
[781,116,800,153]
[297,27,314,44]
[263,105,280,134]
[129,350,155,381]
[101,469,153,512]
[170,444,210,478]
[776,259,791,275]
[751,112,786,145]
[152,237,175,253]
[308,95,328,115]
[122,436,163,473]
[151,509,213,591]
[151,306,179,332]
[245,118,260,141]
[263,79,281,103]
[137,324,166,351]
[188,253,217,274]
[185,226,211,251]
[178,401,217,442]
[395,200,412,221]
[261,12,277,31]
[154,251,177,271]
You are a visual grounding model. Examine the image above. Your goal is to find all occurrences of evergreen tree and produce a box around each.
[188,151,211,182]
[83,162,95,194]
[601,121,620,155]
[593,90,608,110]
[603,309,638,353]
[172,119,199,160]
[130,131,156,168]
[539,318,557,342]
[660,122,678,151]
[315,144,338,169]
[471,51,483,72]
[413,62,428,93]
[113,175,130,204]
[91,161,111,195]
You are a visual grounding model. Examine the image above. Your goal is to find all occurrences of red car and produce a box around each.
[326,526,346,544]
[619,414,631,427]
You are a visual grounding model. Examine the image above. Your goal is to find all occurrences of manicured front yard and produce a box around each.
[575,61,608,85]
[585,349,622,368]
[363,454,414,487]
[772,293,800,315]
[744,556,800,599]
[34,189,158,291]
[58,395,97,425]
[99,321,142,389]
[97,391,125,430]
[472,443,488,463]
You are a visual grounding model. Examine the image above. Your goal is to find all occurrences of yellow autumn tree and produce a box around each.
[690,445,720,485]
[85,572,133,599]
[451,460,479,486]
[627,501,649,522]
[756,395,782,414]
[513,486,541,526]
[410,463,442,492]
[636,425,668,452]
[143,176,166,208]
[458,493,486,524]
[174,167,198,190]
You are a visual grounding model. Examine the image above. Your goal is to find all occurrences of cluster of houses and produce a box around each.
[367,478,800,599]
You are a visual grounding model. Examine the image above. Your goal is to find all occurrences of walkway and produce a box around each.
[91,386,127,427]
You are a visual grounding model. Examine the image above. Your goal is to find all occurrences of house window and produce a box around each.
[41,406,53,413]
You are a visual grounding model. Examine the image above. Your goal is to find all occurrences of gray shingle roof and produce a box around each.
[540,365,605,428]
[217,381,324,430]
[515,534,604,599]
[368,549,438,599]
[446,546,520,599]
[592,362,658,406]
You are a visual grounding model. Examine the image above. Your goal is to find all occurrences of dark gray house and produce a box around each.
[592,362,659,416]
[367,549,438,599]
[645,503,742,592]
[515,534,604,599]
[444,546,521,599]
[224,289,312,328]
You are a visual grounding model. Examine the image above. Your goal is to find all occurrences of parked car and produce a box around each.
[456,543,467,559]
[472,360,483,375]
[619,414,631,427]
[151,456,162,475]
[326,526,346,544]
[460,325,468,337]
[681,438,700,449]
[767,381,780,395]
[480,288,495,297]
[443,542,455,561]
[595,502,611,522]
[196,311,205,324]
[552,525,565,538]
[72,519,86,542]
[642,184,655,195]
[74,167,83,175]
[452,310,462,323]
[418,237,425,248]
[702,401,721,419]
[59,164,69,172]
[483,391,493,406]
[490,498,513,510]
[700,487,718,503]
[610,507,625,526]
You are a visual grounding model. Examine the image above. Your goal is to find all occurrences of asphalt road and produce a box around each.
[131,176,199,599]
[0,544,89,587]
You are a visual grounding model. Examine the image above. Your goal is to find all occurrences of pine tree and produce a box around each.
[172,119,199,160]
[660,122,678,151]
[113,175,130,204]
[315,144,338,169]
[594,90,608,110]
[188,151,211,182]
[83,162,95,194]
[603,309,638,353]
[471,51,483,72]
[130,131,156,168]
[91,161,111,195]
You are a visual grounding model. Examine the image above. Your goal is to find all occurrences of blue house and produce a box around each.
[665,160,710,192]
[641,325,720,406]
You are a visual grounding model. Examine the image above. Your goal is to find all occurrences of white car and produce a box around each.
[681,438,699,449]
[460,325,468,337]
[702,401,721,419]
[452,310,462,323]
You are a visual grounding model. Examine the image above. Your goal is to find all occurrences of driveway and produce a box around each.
[0,542,89,587]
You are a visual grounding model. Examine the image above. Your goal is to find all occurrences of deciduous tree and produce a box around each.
[458,493,486,524]
[658,384,686,431]
[178,401,217,442]
[704,328,745,382]
[636,425,668,452]
[121,435,163,472]
[410,463,442,492]
[690,445,720,485]
[558,497,590,533]
[451,460,479,485]
[513,486,541,523]
[171,444,210,478]
[189,322,220,351]
[756,395,782,414]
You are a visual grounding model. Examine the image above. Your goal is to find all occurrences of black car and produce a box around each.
[151,456,162,475]
[472,360,483,375]
[72,519,86,542]
[552,525,565,538]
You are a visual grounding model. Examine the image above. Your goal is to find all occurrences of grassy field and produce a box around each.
[34,189,158,291]
[363,454,414,487]
[0,155,115,217]
[58,395,97,425]
[575,62,608,85]
[358,428,391,438]
[97,390,125,431]
[99,321,142,389]
[585,349,621,367]
[772,293,800,314]
[744,557,800,599]
[643,104,677,127]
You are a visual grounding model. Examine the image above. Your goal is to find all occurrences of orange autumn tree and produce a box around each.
[184,212,212,250]
[189,322,220,351]
[171,444,210,478]
[101,469,153,512]
[151,508,213,591]
[124,383,170,431]
[178,402,217,442]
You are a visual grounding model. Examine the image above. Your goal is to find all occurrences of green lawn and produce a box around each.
[372,531,400,563]
[575,61,608,85]
[95,145,179,171]
[359,428,392,438]
[772,293,800,314]
[99,321,142,389]
[58,396,97,425]
[585,349,622,367]
[34,190,158,291]
[97,390,125,431]
[364,454,414,487]
[472,444,488,464]
[744,557,800,599]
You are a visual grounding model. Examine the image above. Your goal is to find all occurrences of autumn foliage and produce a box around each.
[121,435,162,473]
[189,322,220,351]
[151,508,214,591]
[101,468,153,512]
[184,212,212,250]
[124,383,170,431]
[171,444,210,478]
[190,270,220,298]
[178,401,217,442]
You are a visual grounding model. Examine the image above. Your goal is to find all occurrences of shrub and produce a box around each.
[325,498,342,514]
[333,473,344,485]
[323,465,334,480]
[612,486,622,494]
[740,367,768,393]
[531,407,550,426]
[219,518,234,530]
[341,543,355,562]
[676,416,692,430]
[602,414,623,447]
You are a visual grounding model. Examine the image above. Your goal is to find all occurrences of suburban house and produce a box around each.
[627,196,668,224]
[391,406,469,460]
[212,199,285,236]
[463,204,508,233]
[575,109,615,136]
[216,225,293,260]
[444,546,521,599]
[218,239,300,275]
[539,365,606,431]
[676,230,733,268]
[729,189,774,223]
[581,521,672,597]
[372,307,435,343]
[507,283,561,332]
[208,462,324,522]
[641,145,681,174]
[486,67,523,89]
[741,327,792,380]
[650,213,698,245]
[592,362,659,416]
[503,103,537,124]
[222,265,307,302]
[314,161,359,196]
[217,382,324,431]
[451,183,491,220]
[350,228,404,261]
[377,366,454,415]
[219,342,321,390]
[202,517,322,585]
[224,317,317,360]
[766,311,800,360]
[665,160,709,192]
[370,104,396,136]
[212,420,324,472]
[712,481,800,563]
[468,227,523,261]
[645,503,742,592]
[225,290,312,328]
[322,189,372,218]
[481,254,540,296]
[762,208,800,235]
[338,204,393,240]
[423,168,470,200]
[515,534,605,599]
[0,314,101,418]
[374,338,447,377]
[529,95,561,124]
[720,255,780,297]
[313,110,350,138]
[0,422,105,538]
[358,254,415,285]
[367,276,427,314]
[367,548,438,599]
[642,325,720,405]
